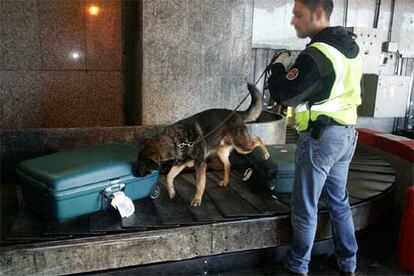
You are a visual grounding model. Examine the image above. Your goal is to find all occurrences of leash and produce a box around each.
[190,50,289,146]
[165,50,290,163]
[176,64,273,151]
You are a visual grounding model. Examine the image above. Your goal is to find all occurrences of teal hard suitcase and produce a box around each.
[244,144,296,195]
[16,144,159,221]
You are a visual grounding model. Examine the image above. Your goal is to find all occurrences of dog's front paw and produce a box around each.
[264,152,270,160]
[218,180,229,187]
[167,187,176,199]
[191,197,202,207]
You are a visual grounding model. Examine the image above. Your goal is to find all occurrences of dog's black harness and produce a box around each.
[168,135,194,164]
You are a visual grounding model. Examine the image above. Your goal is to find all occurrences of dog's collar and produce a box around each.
[167,135,194,164]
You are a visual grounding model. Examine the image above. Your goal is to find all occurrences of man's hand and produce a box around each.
[269,50,295,72]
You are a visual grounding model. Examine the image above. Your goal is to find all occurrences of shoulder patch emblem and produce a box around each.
[286,68,299,80]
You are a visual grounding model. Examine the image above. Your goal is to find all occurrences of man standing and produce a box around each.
[267,0,361,275]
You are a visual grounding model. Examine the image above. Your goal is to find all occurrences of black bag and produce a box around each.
[244,144,296,196]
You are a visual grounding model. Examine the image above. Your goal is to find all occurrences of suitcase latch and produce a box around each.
[105,180,125,197]
[102,180,135,218]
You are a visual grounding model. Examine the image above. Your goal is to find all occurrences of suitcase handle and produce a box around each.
[102,181,126,199]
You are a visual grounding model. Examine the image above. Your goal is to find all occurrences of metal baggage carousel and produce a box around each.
[0,143,396,275]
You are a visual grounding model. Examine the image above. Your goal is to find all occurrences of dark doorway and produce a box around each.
[123,0,142,125]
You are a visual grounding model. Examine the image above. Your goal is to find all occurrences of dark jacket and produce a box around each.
[267,26,360,107]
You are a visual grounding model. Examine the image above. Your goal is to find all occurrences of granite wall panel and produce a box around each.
[39,0,86,70]
[0,71,42,128]
[1,0,123,128]
[0,0,2,70]
[85,0,122,70]
[38,71,89,127]
[86,71,124,126]
[0,0,41,70]
[38,71,123,128]
[141,0,254,125]
[1,71,123,128]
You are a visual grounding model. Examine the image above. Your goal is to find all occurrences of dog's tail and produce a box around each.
[238,83,263,122]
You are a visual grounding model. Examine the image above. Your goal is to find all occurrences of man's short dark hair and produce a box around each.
[296,0,334,20]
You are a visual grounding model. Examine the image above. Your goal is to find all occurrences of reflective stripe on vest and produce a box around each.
[295,42,362,131]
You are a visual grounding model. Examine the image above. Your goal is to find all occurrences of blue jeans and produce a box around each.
[285,125,358,274]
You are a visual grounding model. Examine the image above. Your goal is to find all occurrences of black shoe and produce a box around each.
[327,255,356,276]
[339,269,356,276]
[265,263,308,276]
[284,265,308,276]
[287,269,308,276]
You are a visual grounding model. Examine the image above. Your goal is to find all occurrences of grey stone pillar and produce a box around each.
[141,0,254,125]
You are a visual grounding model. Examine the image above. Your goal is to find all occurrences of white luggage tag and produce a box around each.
[105,181,135,218]
[110,191,135,218]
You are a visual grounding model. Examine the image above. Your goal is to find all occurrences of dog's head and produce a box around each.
[135,138,162,177]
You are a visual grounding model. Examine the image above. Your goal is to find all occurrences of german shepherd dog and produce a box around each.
[135,83,270,206]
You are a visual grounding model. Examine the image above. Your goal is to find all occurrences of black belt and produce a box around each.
[307,116,353,139]
[308,119,352,129]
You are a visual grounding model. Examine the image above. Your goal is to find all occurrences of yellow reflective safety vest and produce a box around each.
[295,42,362,132]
